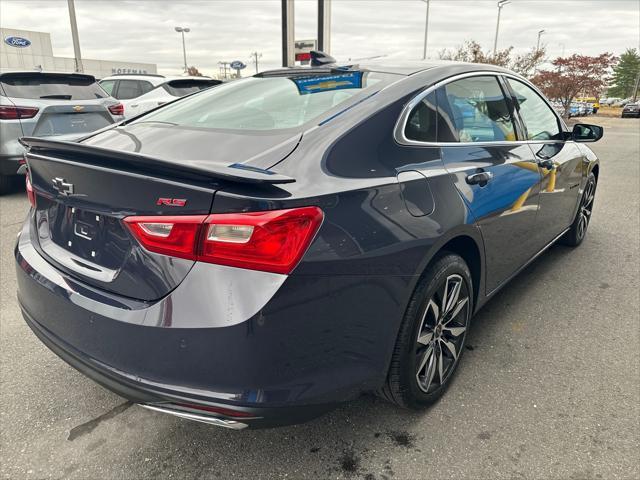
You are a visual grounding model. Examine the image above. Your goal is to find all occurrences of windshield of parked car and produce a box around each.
[0,73,107,100]
[138,71,400,131]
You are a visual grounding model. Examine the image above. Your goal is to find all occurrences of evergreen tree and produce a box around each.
[608,49,640,98]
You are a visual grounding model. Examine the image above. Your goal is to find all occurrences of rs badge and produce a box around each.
[156,198,187,207]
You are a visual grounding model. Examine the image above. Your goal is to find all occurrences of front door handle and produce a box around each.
[466,171,493,186]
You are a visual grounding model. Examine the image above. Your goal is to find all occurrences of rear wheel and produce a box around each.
[560,172,597,247]
[380,253,472,409]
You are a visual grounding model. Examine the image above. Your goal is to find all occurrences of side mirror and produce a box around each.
[572,123,603,143]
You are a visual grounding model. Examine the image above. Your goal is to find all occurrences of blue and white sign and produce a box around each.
[4,36,31,48]
[292,71,364,95]
[230,60,247,70]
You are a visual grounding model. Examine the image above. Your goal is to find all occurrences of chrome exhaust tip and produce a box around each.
[139,404,249,430]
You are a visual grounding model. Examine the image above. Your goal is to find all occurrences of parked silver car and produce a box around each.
[0,71,124,193]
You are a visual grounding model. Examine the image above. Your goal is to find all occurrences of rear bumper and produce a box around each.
[21,307,331,428]
[16,213,406,427]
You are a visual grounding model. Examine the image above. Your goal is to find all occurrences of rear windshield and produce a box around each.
[162,79,221,97]
[0,74,107,100]
[139,71,400,131]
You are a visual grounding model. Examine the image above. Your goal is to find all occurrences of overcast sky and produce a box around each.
[1,0,639,76]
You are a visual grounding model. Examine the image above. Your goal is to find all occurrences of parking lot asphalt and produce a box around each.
[1,117,638,480]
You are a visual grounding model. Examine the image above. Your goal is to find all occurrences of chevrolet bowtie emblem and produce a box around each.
[72,105,84,112]
[52,177,74,196]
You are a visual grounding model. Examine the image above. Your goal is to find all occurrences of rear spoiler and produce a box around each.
[19,137,295,185]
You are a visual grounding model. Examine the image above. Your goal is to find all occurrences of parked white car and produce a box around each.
[98,74,222,118]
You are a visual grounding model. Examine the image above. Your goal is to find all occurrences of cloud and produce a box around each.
[1,0,638,76]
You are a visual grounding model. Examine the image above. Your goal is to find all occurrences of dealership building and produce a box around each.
[1,28,157,79]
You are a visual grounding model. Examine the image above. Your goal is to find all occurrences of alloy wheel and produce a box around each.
[415,274,470,393]
[577,178,596,240]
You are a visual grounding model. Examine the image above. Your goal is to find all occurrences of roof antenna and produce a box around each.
[310,50,336,67]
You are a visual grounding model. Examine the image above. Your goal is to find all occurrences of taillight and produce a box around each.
[108,103,124,116]
[0,105,39,120]
[123,207,323,274]
[25,174,36,207]
[201,207,324,274]
[124,215,206,260]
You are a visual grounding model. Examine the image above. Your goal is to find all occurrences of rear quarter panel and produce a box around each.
[211,86,484,391]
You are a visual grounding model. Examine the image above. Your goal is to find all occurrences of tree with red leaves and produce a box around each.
[532,53,616,116]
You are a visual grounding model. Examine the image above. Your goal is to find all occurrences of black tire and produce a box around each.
[560,171,597,247]
[379,253,473,409]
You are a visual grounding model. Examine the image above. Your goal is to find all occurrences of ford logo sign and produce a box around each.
[4,36,31,48]
[230,61,246,70]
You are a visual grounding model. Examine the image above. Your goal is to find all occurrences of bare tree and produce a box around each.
[187,66,203,77]
[438,40,546,78]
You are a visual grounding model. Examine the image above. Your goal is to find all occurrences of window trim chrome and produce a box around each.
[393,70,569,147]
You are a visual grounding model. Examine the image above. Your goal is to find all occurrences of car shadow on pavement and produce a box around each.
[54,243,578,479]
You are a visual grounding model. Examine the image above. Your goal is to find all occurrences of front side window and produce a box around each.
[437,76,516,143]
[138,72,399,131]
[507,78,562,140]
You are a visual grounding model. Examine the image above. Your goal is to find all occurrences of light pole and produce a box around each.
[533,29,545,75]
[318,0,331,54]
[536,29,545,51]
[175,26,190,73]
[281,0,295,67]
[493,0,510,55]
[421,0,430,60]
[67,0,83,72]
[250,51,262,74]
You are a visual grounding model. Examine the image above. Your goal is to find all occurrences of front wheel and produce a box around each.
[560,171,597,247]
[380,253,472,409]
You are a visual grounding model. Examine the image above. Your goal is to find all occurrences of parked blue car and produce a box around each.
[16,54,602,429]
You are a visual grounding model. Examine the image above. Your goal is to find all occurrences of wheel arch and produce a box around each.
[413,227,486,315]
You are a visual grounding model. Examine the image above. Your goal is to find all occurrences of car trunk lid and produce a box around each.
[31,103,115,137]
[21,132,297,301]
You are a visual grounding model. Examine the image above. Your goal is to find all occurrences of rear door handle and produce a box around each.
[466,171,493,186]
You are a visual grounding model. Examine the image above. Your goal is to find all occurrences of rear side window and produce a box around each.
[507,78,562,140]
[114,80,144,100]
[436,76,516,143]
[404,91,438,142]
[139,81,154,95]
[162,80,221,97]
[0,74,106,100]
